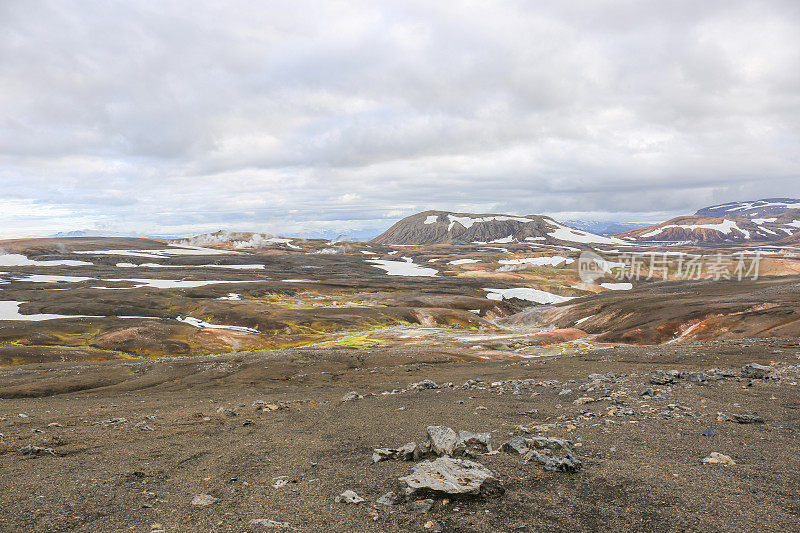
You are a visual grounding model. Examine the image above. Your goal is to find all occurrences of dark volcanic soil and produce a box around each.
[1,339,799,532]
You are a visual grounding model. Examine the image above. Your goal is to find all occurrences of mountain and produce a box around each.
[696,198,800,218]
[616,212,800,243]
[563,220,649,236]
[370,210,627,246]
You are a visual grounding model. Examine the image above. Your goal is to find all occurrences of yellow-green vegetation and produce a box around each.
[334,333,389,349]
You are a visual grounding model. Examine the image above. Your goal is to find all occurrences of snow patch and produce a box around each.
[600,282,633,290]
[367,258,438,277]
[176,316,259,333]
[498,256,574,267]
[0,254,92,267]
[483,287,573,304]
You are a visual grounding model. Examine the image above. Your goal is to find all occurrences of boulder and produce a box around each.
[399,456,503,498]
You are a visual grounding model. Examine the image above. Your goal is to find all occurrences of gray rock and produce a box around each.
[426,425,458,456]
[335,490,365,504]
[462,379,483,389]
[686,372,707,382]
[525,450,582,473]
[191,493,218,506]
[396,442,417,461]
[342,391,364,402]
[372,448,396,463]
[731,412,765,424]
[501,435,573,455]
[650,370,677,385]
[742,363,772,379]
[216,407,238,417]
[500,435,530,455]
[409,379,439,390]
[248,519,291,528]
[399,456,503,497]
[455,430,492,455]
[376,491,400,506]
[19,444,56,457]
[252,400,289,411]
[408,499,434,513]
[527,436,573,452]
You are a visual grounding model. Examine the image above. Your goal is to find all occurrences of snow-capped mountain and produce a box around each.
[617,212,800,243]
[370,210,627,246]
[696,198,800,218]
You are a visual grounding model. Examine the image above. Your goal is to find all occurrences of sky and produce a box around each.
[1,0,799,239]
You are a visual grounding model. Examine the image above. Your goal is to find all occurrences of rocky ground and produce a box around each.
[1,338,799,532]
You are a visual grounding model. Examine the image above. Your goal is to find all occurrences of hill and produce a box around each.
[616,210,800,243]
[370,210,626,246]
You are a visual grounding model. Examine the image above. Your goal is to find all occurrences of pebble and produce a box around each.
[335,490,365,504]
[702,452,735,466]
[191,493,218,506]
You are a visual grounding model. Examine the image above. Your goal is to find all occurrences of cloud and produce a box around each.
[1,0,799,238]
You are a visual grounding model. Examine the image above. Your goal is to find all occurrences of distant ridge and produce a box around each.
[696,198,800,218]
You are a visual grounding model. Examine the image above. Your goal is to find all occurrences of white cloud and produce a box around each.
[1,0,798,238]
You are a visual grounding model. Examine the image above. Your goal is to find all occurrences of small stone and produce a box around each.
[191,493,218,506]
[686,372,707,382]
[250,518,291,528]
[650,370,676,385]
[252,400,289,411]
[702,452,735,466]
[525,450,582,473]
[409,379,439,390]
[249,518,291,528]
[701,428,715,437]
[573,397,595,405]
[19,444,56,457]
[731,412,764,424]
[216,407,237,417]
[372,448,396,463]
[242,419,255,426]
[409,499,434,513]
[335,490,365,504]
[376,491,400,506]
[341,391,363,402]
[741,363,772,379]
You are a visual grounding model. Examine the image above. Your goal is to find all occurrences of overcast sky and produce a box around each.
[1,1,799,239]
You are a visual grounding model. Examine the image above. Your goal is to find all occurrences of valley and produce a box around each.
[1,204,800,531]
